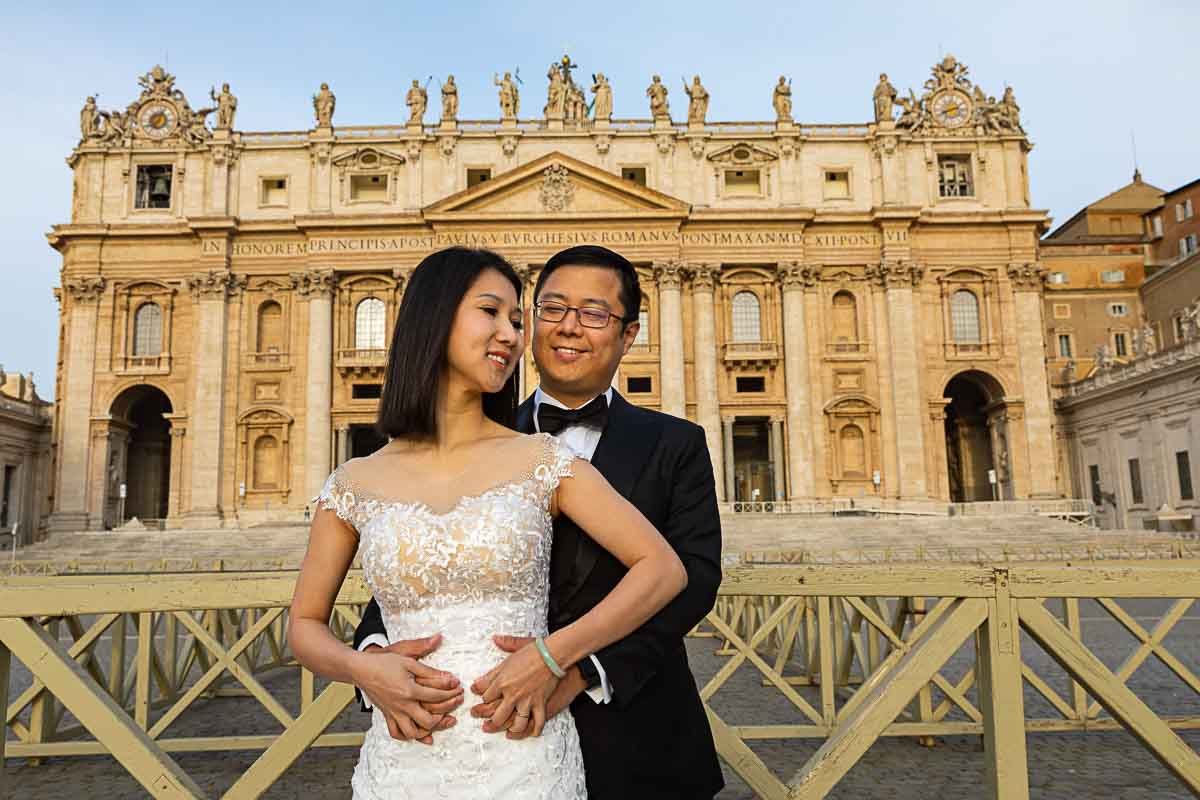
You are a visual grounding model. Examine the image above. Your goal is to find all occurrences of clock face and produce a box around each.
[932,91,972,128]
[138,102,178,138]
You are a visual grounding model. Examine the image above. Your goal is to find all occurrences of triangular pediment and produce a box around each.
[423,152,690,220]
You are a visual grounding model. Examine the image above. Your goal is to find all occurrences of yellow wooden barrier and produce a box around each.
[1,563,1198,799]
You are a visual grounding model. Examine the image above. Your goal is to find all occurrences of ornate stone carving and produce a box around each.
[545,56,586,124]
[544,62,566,122]
[538,164,575,212]
[653,261,687,290]
[311,142,332,166]
[1094,343,1114,370]
[866,261,924,288]
[78,65,220,147]
[211,83,237,130]
[313,83,336,127]
[291,270,338,297]
[405,79,428,125]
[646,75,670,122]
[683,75,709,125]
[591,73,613,122]
[440,75,459,121]
[63,276,107,303]
[494,72,519,119]
[776,261,819,290]
[592,133,612,155]
[1132,322,1158,358]
[438,135,457,158]
[691,263,721,292]
[500,135,519,157]
[873,74,897,123]
[655,133,675,155]
[773,76,793,122]
[390,267,409,292]
[1006,262,1046,290]
[688,137,706,159]
[188,271,245,300]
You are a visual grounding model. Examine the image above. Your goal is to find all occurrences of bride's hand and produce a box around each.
[353,650,463,744]
[470,636,560,738]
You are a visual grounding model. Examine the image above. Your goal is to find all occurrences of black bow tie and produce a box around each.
[537,395,609,436]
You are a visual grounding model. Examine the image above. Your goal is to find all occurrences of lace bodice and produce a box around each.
[314,432,587,799]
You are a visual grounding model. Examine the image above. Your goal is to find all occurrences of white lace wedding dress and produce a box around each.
[316,432,587,799]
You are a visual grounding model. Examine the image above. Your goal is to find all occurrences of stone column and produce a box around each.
[654,262,687,418]
[1008,263,1058,497]
[776,263,819,499]
[165,421,186,523]
[184,272,238,526]
[691,264,724,499]
[722,416,737,502]
[335,426,350,466]
[49,277,105,532]
[770,415,787,502]
[301,271,337,503]
[868,260,928,498]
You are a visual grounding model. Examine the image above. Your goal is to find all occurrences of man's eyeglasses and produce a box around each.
[534,301,629,329]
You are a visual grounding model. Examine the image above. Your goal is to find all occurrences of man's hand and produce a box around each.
[355,634,463,745]
[470,635,583,739]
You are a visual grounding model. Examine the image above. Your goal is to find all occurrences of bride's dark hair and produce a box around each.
[376,247,521,440]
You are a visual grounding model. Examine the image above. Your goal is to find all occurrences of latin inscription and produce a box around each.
[207,228,906,258]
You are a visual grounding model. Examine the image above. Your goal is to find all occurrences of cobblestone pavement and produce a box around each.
[5,598,1199,799]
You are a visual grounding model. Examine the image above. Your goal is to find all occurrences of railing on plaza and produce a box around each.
[724,497,1096,521]
[3,557,1199,799]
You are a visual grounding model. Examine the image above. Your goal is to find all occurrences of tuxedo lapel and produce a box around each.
[553,391,662,613]
[515,395,536,435]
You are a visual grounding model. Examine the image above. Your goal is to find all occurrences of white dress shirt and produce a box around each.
[358,386,615,707]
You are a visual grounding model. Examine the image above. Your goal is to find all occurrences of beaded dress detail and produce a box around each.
[315,432,586,799]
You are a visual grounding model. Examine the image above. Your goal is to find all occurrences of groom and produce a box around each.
[354,245,725,798]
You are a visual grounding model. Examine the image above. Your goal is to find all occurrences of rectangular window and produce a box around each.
[633,310,650,345]
[1176,315,1187,343]
[260,177,288,206]
[621,166,647,186]
[1109,216,1123,232]
[823,170,850,199]
[1186,199,1195,218]
[1053,303,1071,319]
[1152,216,1163,237]
[1108,302,1128,317]
[1089,464,1102,506]
[0,464,14,529]
[349,173,388,202]
[626,376,652,394]
[937,155,973,197]
[466,168,492,188]
[1182,238,1191,258]
[1177,451,1194,501]
[1188,234,1199,254]
[1128,458,1144,506]
[735,376,766,393]
[352,383,382,400]
[1113,333,1128,357]
[134,165,173,209]
[725,169,761,197]
[1057,334,1073,358]
[1048,272,1068,285]
[1100,270,1126,283]
[1177,204,1186,223]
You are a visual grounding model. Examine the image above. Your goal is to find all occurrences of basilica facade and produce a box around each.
[47,56,1057,531]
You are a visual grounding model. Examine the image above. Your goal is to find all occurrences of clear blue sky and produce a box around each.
[3,1,1197,398]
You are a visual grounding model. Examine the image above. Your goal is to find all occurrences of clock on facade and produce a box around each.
[931,90,972,129]
[138,102,178,139]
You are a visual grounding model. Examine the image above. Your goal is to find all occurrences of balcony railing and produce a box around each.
[246,351,290,368]
[722,341,780,364]
[943,340,998,359]
[116,354,170,374]
[826,340,868,355]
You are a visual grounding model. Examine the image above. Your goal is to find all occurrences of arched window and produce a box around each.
[132,303,162,356]
[253,435,279,489]
[950,290,981,344]
[831,291,858,350]
[840,424,866,477]
[257,301,283,353]
[634,308,650,345]
[731,291,761,342]
[355,297,387,350]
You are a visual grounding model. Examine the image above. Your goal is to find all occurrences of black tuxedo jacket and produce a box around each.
[353,391,724,799]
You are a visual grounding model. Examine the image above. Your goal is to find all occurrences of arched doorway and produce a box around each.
[109,385,173,525]
[943,371,1009,502]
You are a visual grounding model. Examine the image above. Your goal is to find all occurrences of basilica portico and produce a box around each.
[47,56,1059,530]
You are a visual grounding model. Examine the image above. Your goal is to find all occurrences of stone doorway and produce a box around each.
[943,371,1009,502]
[733,418,777,503]
[350,424,387,459]
[109,385,172,525]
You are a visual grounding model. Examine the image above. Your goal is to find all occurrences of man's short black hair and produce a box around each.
[533,245,642,323]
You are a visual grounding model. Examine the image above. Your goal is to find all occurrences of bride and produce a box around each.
[288,247,687,798]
